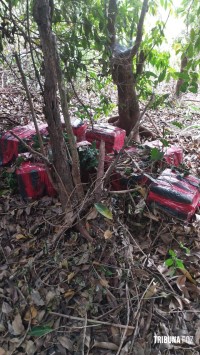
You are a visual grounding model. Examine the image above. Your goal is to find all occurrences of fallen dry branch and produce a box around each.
[49,311,135,331]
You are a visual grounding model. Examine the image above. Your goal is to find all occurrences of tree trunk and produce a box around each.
[175,56,188,97]
[107,0,148,139]
[33,0,76,209]
[111,55,140,139]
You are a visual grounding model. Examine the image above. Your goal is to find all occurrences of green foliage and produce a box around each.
[1,170,18,192]
[28,325,52,337]
[94,203,113,220]
[78,142,98,171]
[173,0,200,94]
[150,147,164,162]
[165,249,185,274]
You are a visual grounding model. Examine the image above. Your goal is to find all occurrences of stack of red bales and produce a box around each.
[0,121,88,199]
[147,169,200,220]
[16,162,56,199]
[0,123,48,166]
[86,124,126,153]
[0,121,88,166]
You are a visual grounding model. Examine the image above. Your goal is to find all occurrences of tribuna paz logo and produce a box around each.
[154,334,194,344]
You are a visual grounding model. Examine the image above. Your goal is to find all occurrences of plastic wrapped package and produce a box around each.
[147,169,200,220]
[86,124,126,153]
[0,124,48,166]
[16,161,56,199]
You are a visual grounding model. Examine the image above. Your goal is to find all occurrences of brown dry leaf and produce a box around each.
[61,259,68,269]
[195,327,200,345]
[104,229,113,239]
[31,290,45,306]
[179,268,196,285]
[137,186,147,198]
[64,289,75,298]
[99,278,109,288]
[12,313,25,335]
[25,340,37,355]
[144,283,157,299]
[176,276,190,299]
[46,290,57,304]
[24,306,38,322]
[15,233,29,240]
[169,296,183,311]
[143,211,159,221]
[2,301,13,314]
[67,272,75,283]
[0,348,6,355]
[93,341,118,350]
[176,275,186,292]
[86,208,98,221]
[58,336,73,351]
[111,326,120,345]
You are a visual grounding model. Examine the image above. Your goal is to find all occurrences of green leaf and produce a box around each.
[160,138,169,147]
[158,69,166,83]
[165,258,174,267]
[150,147,164,161]
[168,249,176,257]
[171,121,184,129]
[176,259,185,270]
[28,326,52,337]
[190,28,195,42]
[94,203,113,220]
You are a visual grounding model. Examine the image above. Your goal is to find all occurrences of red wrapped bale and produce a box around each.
[147,169,200,220]
[16,161,56,199]
[0,123,48,166]
[72,122,87,142]
[86,124,126,153]
[144,140,183,167]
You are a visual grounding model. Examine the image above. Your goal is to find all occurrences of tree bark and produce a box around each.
[175,56,188,97]
[107,0,148,139]
[33,0,76,209]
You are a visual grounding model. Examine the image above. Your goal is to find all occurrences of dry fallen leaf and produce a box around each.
[24,306,38,322]
[67,272,75,283]
[2,301,13,314]
[12,313,25,335]
[15,233,29,240]
[46,290,57,304]
[195,327,200,345]
[0,348,6,355]
[58,336,73,351]
[31,290,45,306]
[64,289,75,298]
[144,283,158,299]
[86,208,98,221]
[25,340,37,355]
[93,341,118,350]
[104,229,113,239]
[179,268,196,285]
[99,278,109,288]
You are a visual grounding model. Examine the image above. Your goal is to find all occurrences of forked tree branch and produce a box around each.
[107,0,148,59]
[129,0,149,57]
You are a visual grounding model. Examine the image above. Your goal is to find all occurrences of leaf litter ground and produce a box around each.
[0,79,200,355]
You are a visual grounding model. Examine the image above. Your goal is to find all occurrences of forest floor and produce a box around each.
[0,77,200,355]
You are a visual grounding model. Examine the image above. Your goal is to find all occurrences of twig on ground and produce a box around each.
[116,283,130,355]
[81,313,87,355]
[94,140,105,199]
[145,112,162,136]
[142,298,154,337]
[109,187,139,194]
[49,311,135,330]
